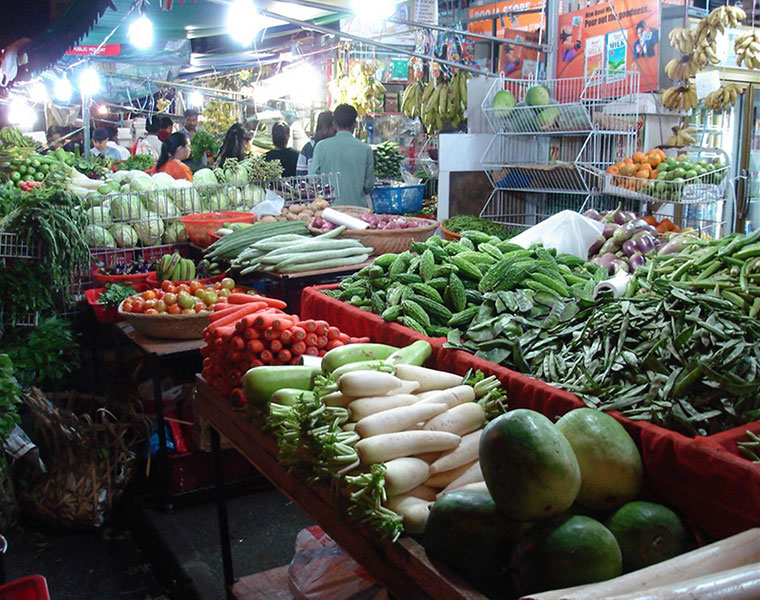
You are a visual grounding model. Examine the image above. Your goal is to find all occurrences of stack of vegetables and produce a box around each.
[204,220,310,263]
[442,215,514,240]
[201,296,369,403]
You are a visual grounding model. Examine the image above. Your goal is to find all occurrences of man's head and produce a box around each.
[160,116,174,132]
[184,109,199,132]
[46,126,61,144]
[315,111,335,141]
[92,127,109,151]
[106,125,119,142]
[333,104,358,132]
[145,117,161,135]
[271,121,290,150]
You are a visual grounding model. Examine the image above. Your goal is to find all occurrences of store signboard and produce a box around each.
[556,0,660,92]
[342,0,438,47]
[499,30,543,79]
[65,44,121,56]
[467,0,545,36]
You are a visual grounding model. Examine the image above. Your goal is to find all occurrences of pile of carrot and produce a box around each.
[200,292,368,402]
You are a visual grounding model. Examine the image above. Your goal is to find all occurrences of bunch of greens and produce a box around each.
[114,154,155,171]
[74,156,112,179]
[0,354,22,443]
[190,130,219,163]
[0,262,54,323]
[214,156,282,185]
[444,215,515,240]
[98,283,136,309]
[1,316,80,389]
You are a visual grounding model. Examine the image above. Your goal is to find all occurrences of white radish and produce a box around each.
[388,498,432,534]
[415,390,444,401]
[425,460,477,489]
[322,391,353,407]
[423,403,485,435]
[415,451,442,464]
[356,431,461,464]
[338,370,405,397]
[348,394,419,421]
[448,481,489,495]
[394,364,464,392]
[386,494,431,512]
[416,385,476,409]
[355,403,448,438]
[342,423,356,432]
[429,429,482,475]
[404,484,438,502]
[384,457,430,495]
[394,380,421,395]
[439,462,483,496]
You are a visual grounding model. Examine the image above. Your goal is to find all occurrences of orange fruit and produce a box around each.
[647,153,662,166]
[606,166,620,174]
[623,157,634,166]
[620,165,635,177]
[633,151,647,163]
[649,169,659,179]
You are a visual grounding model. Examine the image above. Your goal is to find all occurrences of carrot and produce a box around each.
[271,315,295,330]
[299,319,317,332]
[318,350,326,357]
[270,339,283,353]
[230,351,243,363]
[280,329,293,344]
[210,304,248,322]
[326,326,340,340]
[260,349,273,364]
[254,312,287,330]
[290,326,306,341]
[202,357,212,368]
[292,341,306,355]
[305,332,318,347]
[246,339,265,354]
[317,335,328,349]
[242,328,259,341]
[314,320,329,335]
[235,293,287,309]
[349,337,370,344]
[305,346,319,356]
[277,349,292,363]
[337,333,350,343]
[263,327,279,342]
[229,335,245,351]
[206,304,265,333]
[250,359,264,368]
[231,388,247,407]
[326,340,344,350]
[212,324,237,341]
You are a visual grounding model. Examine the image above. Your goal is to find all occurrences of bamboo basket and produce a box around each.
[118,300,210,340]
[308,206,439,255]
[20,389,150,529]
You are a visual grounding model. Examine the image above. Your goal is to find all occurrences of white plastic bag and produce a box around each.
[288,527,388,600]
[510,210,604,259]
[251,189,285,217]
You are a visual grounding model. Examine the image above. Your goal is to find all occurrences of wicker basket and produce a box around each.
[118,300,210,340]
[309,206,439,255]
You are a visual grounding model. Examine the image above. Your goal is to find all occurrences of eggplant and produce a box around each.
[622,211,637,222]
[628,253,646,271]
[588,235,606,256]
[612,224,634,244]
[658,234,687,255]
[613,210,627,225]
[611,258,630,273]
[622,239,639,257]
[598,238,621,255]
[593,252,619,274]
[630,218,650,230]
[634,233,656,255]
[582,209,601,220]
[603,223,619,238]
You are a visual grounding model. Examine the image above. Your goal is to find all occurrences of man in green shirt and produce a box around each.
[310,104,375,206]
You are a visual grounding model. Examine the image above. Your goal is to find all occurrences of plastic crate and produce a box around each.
[0,575,51,600]
[85,284,148,323]
[370,185,425,214]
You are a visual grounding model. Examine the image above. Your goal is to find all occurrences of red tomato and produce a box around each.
[145,308,159,315]
[181,308,195,314]
[177,284,191,294]
[155,300,167,313]
[122,301,134,313]
[189,281,203,293]
[142,290,157,300]
[143,299,157,309]
[218,288,231,298]
[161,280,173,292]
[163,293,177,305]
[167,304,181,315]
[154,290,164,299]
[194,302,205,313]
[131,300,145,313]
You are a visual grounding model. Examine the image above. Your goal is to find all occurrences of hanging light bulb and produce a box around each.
[188,91,204,108]
[79,66,101,96]
[128,13,154,49]
[29,81,48,103]
[8,97,36,129]
[54,76,72,102]
[97,104,108,115]
[227,0,260,47]
[351,0,396,22]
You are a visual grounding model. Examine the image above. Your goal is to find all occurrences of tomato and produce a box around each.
[142,290,157,300]
[154,290,164,299]
[145,308,159,315]
[122,301,134,312]
[177,284,191,294]
[194,302,206,313]
[177,292,196,310]
[143,299,157,309]
[163,292,177,305]
[17,165,26,174]
[221,277,235,290]
[189,281,203,294]
[204,291,218,305]
[131,300,145,313]
[167,304,181,315]
[155,300,167,313]
[161,280,173,292]
[194,287,206,299]
[181,308,195,314]
[218,288,231,298]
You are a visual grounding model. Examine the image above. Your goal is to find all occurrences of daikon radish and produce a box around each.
[415,390,444,401]
[439,462,483,496]
[339,370,404,397]
[348,394,419,421]
[423,403,485,435]
[429,429,482,475]
[416,451,441,464]
[394,380,421,395]
[384,457,430,495]
[416,385,476,409]
[425,461,477,489]
[450,481,489,494]
[386,496,432,534]
[394,364,464,392]
[404,484,438,502]
[322,391,353,407]
[355,403,448,438]
[387,494,431,512]
[356,431,461,464]
[523,528,760,600]
[342,423,356,432]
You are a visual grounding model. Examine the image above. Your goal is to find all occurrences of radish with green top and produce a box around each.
[416,385,476,409]
[356,431,461,464]
[348,394,420,421]
[425,460,478,489]
[321,391,353,407]
[416,451,442,464]
[448,481,488,495]
[423,402,486,436]
[394,364,464,391]
[383,457,431,495]
[429,429,483,475]
[439,462,483,496]
[415,390,444,401]
[342,423,356,432]
[355,403,448,438]
[386,495,432,534]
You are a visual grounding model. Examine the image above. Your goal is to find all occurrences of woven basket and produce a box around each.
[309,206,439,255]
[118,300,210,340]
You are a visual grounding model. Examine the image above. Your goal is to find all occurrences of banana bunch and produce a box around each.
[329,62,386,117]
[694,6,746,66]
[705,83,744,112]
[400,80,424,119]
[662,84,698,112]
[668,27,695,54]
[708,5,746,29]
[665,124,699,147]
[157,252,196,282]
[735,29,760,69]
[416,72,470,133]
[665,55,702,80]
[0,126,37,149]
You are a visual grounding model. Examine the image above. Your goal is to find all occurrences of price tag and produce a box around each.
[695,70,720,100]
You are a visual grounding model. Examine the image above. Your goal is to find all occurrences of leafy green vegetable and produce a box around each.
[0,354,22,443]
[190,130,219,163]
[0,262,54,324]
[98,283,136,309]
[114,154,155,171]
[444,215,515,240]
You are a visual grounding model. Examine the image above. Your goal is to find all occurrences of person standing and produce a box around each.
[158,116,174,142]
[148,132,193,181]
[179,109,200,140]
[296,111,335,176]
[90,127,123,160]
[105,125,130,160]
[134,117,162,160]
[264,121,300,178]
[215,123,253,169]
[309,104,374,207]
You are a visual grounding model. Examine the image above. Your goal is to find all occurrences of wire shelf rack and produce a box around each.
[479,190,587,230]
[480,70,641,135]
[0,309,39,328]
[0,232,40,264]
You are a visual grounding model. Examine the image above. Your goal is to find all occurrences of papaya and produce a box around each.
[480,409,580,521]
[423,491,523,598]
[510,514,622,595]
[555,408,643,511]
[606,501,688,572]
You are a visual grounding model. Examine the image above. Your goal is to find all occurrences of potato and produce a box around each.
[290,204,305,214]
[298,214,311,222]
[315,210,323,218]
[286,213,299,221]
[276,216,287,222]
[312,199,329,210]
[281,208,289,216]
[301,209,314,218]
[261,215,277,223]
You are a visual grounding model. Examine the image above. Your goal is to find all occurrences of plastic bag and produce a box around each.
[288,526,388,600]
[510,210,604,259]
[251,189,285,217]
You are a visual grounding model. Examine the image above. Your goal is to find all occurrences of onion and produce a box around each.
[629,253,646,271]
[622,239,639,257]
[583,209,601,220]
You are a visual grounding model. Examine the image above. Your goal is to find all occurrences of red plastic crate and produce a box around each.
[84,283,148,323]
[0,575,50,600]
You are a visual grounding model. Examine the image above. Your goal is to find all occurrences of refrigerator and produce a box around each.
[737,84,760,234]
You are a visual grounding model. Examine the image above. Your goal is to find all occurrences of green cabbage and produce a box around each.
[129,172,157,193]
[146,194,181,220]
[133,213,165,246]
[85,225,116,248]
[193,168,218,188]
[206,192,230,211]
[87,203,112,226]
[248,185,266,207]
[162,222,188,244]
[111,194,146,221]
[171,180,203,214]
[110,224,140,248]
[151,172,176,189]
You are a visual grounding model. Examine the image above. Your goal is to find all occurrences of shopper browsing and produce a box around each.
[309,104,375,207]
[134,118,163,160]
[105,126,130,161]
[216,123,253,168]
[296,111,336,176]
[264,121,300,178]
[158,116,174,142]
[179,109,201,140]
[90,127,123,160]
[149,133,193,181]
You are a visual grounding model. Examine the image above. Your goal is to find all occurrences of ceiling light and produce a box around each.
[54,77,72,102]
[227,0,260,47]
[97,105,108,115]
[79,66,101,96]
[128,14,154,50]
[29,81,48,103]
[351,0,396,22]
[188,90,204,108]
[8,98,36,129]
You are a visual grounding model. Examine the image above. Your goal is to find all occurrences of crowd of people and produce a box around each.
[43,103,376,205]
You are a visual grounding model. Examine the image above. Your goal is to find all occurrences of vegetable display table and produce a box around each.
[114,322,204,510]
[194,377,486,600]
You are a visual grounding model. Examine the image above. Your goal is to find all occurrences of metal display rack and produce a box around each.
[0,232,39,266]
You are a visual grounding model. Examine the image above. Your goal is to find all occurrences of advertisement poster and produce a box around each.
[557,0,659,92]
[499,30,543,79]
[467,0,545,36]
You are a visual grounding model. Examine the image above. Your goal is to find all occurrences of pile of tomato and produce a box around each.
[121,277,239,315]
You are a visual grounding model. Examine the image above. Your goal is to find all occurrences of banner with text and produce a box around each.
[467,0,545,36]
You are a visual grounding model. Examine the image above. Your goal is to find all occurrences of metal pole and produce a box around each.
[545,0,559,79]
[259,9,492,76]
[83,94,91,159]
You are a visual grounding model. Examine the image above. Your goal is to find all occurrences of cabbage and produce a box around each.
[162,222,188,244]
[133,212,165,246]
[87,203,112,226]
[146,194,181,220]
[129,172,157,193]
[111,194,146,221]
[110,224,140,248]
[85,225,116,248]
[249,185,266,207]
[206,192,230,211]
[193,168,218,188]
[151,172,176,189]
[171,181,203,214]
[110,171,131,184]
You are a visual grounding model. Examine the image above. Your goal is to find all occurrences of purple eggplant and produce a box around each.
[622,211,638,222]
[583,209,601,220]
[594,252,619,274]
[598,238,621,255]
[613,210,627,225]
[633,232,656,255]
[622,239,639,257]
[603,223,619,238]
[658,234,687,255]
[630,218,650,230]
[611,258,630,273]
[612,223,634,244]
[588,235,606,256]
[628,253,646,271]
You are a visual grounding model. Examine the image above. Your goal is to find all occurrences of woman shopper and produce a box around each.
[264,121,299,177]
[296,111,335,176]
[215,123,253,168]
[148,132,193,181]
